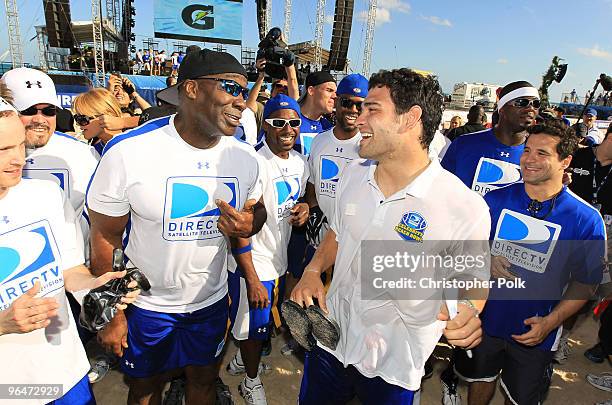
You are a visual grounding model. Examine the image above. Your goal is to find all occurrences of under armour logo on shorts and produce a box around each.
[0,216,9,224]
[25,81,43,88]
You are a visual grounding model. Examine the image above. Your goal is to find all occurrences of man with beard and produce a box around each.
[291,69,489,404]
[454,120,605,405]
[87,49,267,404]
[442,81,539,197]
[226,95,310,405]
[1,67,99,256]
[305,73,368,249]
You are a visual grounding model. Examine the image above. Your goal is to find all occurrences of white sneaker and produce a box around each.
[87,355,112,384]
[587,372,612,392]
[238,378,268,405]
[441,375,461,405]
[226,353,270,376]
[553,334,571,364]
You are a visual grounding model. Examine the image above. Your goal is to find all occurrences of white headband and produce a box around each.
[497,87,539,111]
[0,96,16,114]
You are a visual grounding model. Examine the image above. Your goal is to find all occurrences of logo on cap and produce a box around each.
[25,81,42,89]
[353,88,361,93]
[280,102,289,106]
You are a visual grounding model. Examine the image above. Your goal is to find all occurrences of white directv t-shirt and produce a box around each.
[307,128,361,221]
[23,132,99,256]
[0,179,88,404]
[325,158,491,390]
[235,141,309,281]
[239,107,259,146]
[86,115,263,313]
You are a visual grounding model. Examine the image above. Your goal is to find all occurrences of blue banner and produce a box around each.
[154,0,243,45]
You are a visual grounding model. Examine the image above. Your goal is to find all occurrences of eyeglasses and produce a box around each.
[74,114,99,127]
[510,98,541,109]
[274,83,289,91]
[20,105,57,116]
[265,118,302,129]
[195,78,249,100]
[339,98,363,111]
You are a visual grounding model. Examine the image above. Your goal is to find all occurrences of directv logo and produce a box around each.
[319,155,352,198]
[471,158,521,196]
[163,176,239,241]
[22,168,70,196]
[0,221,63,309]
[491,209,561,273]
[301,133,316,155]
[274,176,301,220]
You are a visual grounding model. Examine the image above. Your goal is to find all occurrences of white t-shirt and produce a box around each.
[86,115,263,313]
[324,158,491,390]
[236,141,309,281]
[23,132,99,256]
[239,107,259,146]
[0,179,88,404]
[307,128,361,221]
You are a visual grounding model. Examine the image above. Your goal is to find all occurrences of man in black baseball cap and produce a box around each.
[87,48,267,404]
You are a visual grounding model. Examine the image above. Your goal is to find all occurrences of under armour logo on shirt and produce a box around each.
[197,162,210,170]
[124,360,134,369]
[310,125,317,131]
[500,152,510,158]
[336,147,343,153]
[25,81,42,89]
[0,216,9,224]
[26,158,34,164]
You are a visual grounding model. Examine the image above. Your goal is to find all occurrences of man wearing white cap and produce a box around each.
[1,68,99,257]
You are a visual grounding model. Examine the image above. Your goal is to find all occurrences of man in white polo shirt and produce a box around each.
[1,67,99,254]
[87,49,266,404]
[305,73,368,248]
[0,96,139,405]
[291,69,491,404]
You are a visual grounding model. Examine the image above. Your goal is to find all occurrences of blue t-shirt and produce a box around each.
[294,113,332,156]
[441,128,524,196]
[482,183,606,351]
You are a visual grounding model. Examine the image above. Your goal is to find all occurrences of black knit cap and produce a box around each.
[157,49,247,106]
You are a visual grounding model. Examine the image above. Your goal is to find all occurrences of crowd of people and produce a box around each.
[0,45,610,405]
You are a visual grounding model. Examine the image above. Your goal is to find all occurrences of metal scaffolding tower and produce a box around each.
[264,0,272,33]
[35,26,48,72]
[92,0,106,87]
[314,0,326,70]
[283,0,292,43]
[112,0,121,33]
[362,0,377,77]
[4,0,24,68]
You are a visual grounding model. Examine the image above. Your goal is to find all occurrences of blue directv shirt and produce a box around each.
[441,128,524,196]
[482,183,606,351]
[295,113,332,156]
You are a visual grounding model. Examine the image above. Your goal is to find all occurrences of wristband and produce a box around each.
[458,299,479,316]
[231,244,252,255]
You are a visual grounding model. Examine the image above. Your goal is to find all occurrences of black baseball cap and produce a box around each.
[299,71,336,102]
[157,49,247,106]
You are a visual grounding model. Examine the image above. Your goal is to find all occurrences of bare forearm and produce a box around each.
[285,65,299,100]
[122,115,141,130]
[304,230,338,274]
[133,93,152,110]
[246,74,265,112]
[305,182,318,209]
[230,237,260,284]
[63,265,96,292]
[89,211,129,276]
[547,282,595,328]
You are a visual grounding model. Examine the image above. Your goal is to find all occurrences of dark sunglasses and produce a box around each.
[74,114,99,127]
[274,83,289,90]
[265,118,302,129]
[339,98,363,111]
[196,78,249,100]
[20,105,57,116]
[511,98,541,109]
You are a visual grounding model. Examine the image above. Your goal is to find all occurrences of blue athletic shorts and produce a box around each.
[47,374,95,405]
[121,296,229,378]
[228,269,283,341]
[299,346,415,405]
[287,227,311,278]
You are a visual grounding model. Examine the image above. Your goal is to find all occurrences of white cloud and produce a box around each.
[497,58,508,64]
[420,15,452,27]
[357,0,409,26]
[324,15,334,25]
[576,44,612,60]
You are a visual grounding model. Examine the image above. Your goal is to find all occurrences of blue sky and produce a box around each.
[3,0,611,102]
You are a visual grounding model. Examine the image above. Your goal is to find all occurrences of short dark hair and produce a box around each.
[368,68,443,149]
[527,118,579,159]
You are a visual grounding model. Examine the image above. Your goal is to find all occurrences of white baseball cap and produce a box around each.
[0,96,17,114]
[0,67,60,111]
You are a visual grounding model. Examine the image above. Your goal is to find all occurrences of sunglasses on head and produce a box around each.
[339,98,363,111]
[20,105,57,116]
[74,114,99,127]
[196,78,249,100]
[511,98,541,109]
[265,118,302,129]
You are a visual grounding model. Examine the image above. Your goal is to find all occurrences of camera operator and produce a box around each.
[0,95,140,405]
[102,73,151,132]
